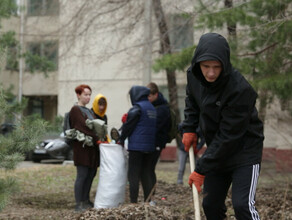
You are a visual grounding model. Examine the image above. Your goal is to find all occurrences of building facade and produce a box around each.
[1,0,195,128]
[1,0,291,164]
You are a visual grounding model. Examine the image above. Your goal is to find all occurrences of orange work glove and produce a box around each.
[182,133,197,152]
[188,171,205,193]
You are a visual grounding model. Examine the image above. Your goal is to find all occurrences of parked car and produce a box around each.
[31,133,73,162]
[0,123,15,135]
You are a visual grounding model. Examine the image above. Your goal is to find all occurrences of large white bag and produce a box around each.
[94,143,128,209]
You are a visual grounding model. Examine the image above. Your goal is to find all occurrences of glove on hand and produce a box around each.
[121,113,128,123]
[97,140,109,144]
[188,171,205,193]
[193,147,199,156]
[182,133,197,152]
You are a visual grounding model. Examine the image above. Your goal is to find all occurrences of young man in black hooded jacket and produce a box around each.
[182,33,264,220]
[147,82,171,204]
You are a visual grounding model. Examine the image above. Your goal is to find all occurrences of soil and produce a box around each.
[0,161,291,220]
[71,181,292,220]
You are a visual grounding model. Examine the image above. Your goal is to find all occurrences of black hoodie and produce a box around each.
[152,92,171,148]
[183,33,264,175]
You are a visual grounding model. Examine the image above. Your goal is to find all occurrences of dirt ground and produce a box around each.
[0,160,291,220]
[70,181,292,220]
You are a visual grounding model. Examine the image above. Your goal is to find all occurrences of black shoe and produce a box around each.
[88,200,94,207]
[75,203,85,212]
[82,200,94,209]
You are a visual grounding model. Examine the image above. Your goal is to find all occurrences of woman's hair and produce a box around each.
[75,84,92,95]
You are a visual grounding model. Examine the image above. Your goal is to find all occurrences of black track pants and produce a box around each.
[202,164,261,220]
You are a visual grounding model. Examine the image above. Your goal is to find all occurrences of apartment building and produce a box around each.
[1,0,196,129]
[1,0,292,167]
[1,0,60,121]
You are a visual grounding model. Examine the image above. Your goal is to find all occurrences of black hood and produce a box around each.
[129,85,150,105]
[191,33,232,88]
[152,92,168,106]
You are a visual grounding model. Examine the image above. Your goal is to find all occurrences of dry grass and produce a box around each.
[0,160,291,219]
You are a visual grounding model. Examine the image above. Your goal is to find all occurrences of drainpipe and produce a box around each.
[142,0,152,85]
[18,0,24,103]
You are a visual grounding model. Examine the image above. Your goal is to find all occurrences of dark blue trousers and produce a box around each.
[128,150,155,203]
[202,164,261,220]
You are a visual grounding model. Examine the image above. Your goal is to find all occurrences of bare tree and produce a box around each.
[19,1,191,135]
[152,0,180,122]
[58,0,182,115]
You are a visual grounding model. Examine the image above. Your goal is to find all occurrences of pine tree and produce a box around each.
[197,0,292,120]
[153,0,292,121]
[0,0,48,211]
[0,88,48,211]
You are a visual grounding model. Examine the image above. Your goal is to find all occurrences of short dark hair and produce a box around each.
[147,82,159,95]
[75,84,92,95]
[98,97,106,105]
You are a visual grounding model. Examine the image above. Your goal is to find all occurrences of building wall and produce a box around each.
[0,0,60,121]
[57,0,194,131]
[1,0,291,152]
[1,1,196,127]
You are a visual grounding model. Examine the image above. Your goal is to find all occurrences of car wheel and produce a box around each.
[66,148,73,160]
[32,158,41,163]
[25,151,33,161]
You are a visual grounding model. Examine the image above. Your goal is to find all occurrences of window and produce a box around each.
[26,41,58,71]
[27,97,44,117]
[168,14,194,51]
[28,0,59,16]
[9,0,18,16]
[3,31,18,71]
[6,46,18,71]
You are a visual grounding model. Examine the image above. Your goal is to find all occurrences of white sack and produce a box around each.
[94,143,128,209]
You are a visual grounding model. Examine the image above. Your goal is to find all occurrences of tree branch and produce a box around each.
[237,43,278,57]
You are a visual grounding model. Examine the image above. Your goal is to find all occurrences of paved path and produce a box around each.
[17,160,71,168]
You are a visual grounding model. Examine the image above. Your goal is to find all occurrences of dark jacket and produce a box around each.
[152,92,171,149]
[183,33,264,175]
[120,86,157,152]
[69,105,100,169]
